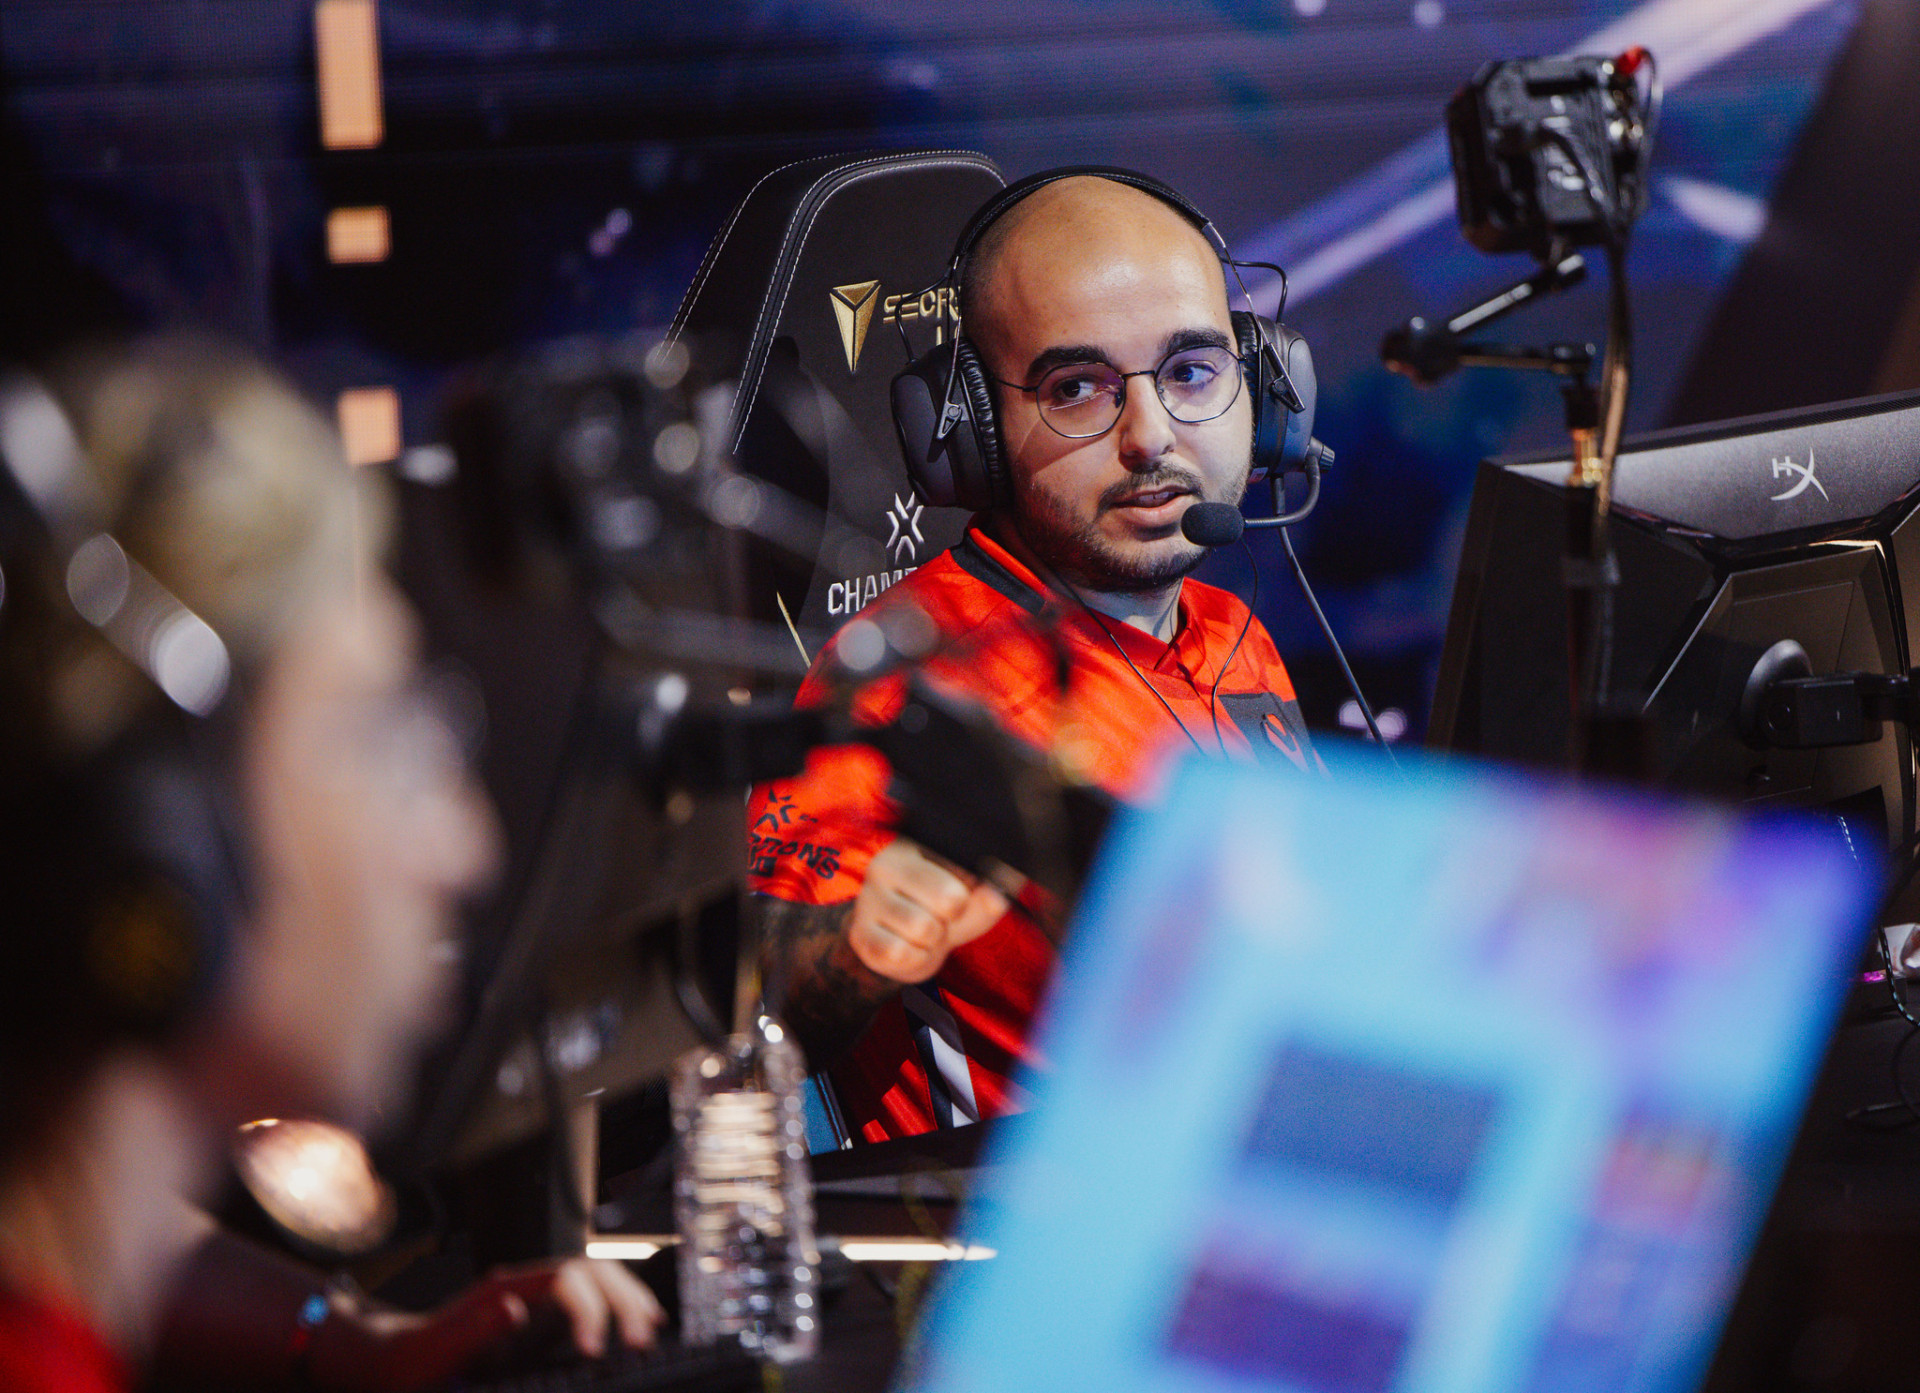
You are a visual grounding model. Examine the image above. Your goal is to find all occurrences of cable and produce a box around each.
[1217,248,1303,414]
[1624,49,1662,224]
[1892,1026,1920,1123]
[1208,538,1259,752]
[1530,118,1634,713]
[1279,526,1397,766]
[1007,521,1217,758]
[1091,610,1209,758]
[532,995,593,1230]
[1882,929,1920,1031]
[673,900,730,1047]
[1587,236,1633,708]
[1875,825,1920,923]
[1848,1025,1920,1132]
[1843,916,1920,1131]
[1877,923,1920,1125]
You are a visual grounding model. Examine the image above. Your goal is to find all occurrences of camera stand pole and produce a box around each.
[1565,243,1649,780]
[1557,372,1617,774]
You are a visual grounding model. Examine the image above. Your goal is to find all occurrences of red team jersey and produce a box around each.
[0,1287,130,1393]
[746,525,1318,1140]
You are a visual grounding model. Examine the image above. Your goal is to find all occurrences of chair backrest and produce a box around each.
[668,150,1005,648]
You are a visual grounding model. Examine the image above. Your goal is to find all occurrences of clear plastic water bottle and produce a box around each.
[671,1014,821,1361]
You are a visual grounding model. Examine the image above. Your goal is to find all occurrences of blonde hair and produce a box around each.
[6,336,390,755]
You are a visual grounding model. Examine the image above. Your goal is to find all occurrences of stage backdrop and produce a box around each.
[1,0,1885,737]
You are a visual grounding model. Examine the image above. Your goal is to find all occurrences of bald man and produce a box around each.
[746,172,1319,1141]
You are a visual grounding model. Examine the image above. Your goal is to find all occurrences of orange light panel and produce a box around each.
[326,206,390,263]
[315,0,383,150]
[336,387,401,467]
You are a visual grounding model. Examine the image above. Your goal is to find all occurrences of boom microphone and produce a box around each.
[1181,501,1247,548]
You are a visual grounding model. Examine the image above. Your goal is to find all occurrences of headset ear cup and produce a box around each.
[1233,312,1319,477]
[949,339,1008,511]
[1233,310,1285,479]
[891,337,1002,512]
[893,341,964,508]
[85,867,210,1037]
[1273,323,1318,474]
[2,745,240,1052]
[90,735,242,1040]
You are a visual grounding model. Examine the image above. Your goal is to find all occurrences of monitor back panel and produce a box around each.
[1430,390,1920,843]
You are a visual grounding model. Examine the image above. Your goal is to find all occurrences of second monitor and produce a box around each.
[1430,388,1920,861]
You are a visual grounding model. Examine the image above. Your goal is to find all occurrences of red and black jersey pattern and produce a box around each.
[746,524,1317,1140]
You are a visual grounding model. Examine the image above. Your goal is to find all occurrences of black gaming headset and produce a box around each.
[891,165,1322,513]
[0,373,246,1048]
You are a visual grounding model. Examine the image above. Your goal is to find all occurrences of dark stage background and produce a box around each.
[7,0,1920,737]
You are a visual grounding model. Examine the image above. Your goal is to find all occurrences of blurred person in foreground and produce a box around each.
[0,339,661,1393]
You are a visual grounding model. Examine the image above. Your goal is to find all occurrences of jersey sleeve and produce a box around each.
[745,665,909,906]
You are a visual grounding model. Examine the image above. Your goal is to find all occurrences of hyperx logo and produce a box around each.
[1770,449,1828,503]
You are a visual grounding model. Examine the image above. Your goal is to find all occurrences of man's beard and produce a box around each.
[1010,464,1234,594]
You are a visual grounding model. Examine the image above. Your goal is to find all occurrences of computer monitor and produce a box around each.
[1430,389,1920,866]
[903,750,1880,1393]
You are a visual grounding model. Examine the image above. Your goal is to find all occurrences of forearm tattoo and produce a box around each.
[755,894,899,1071]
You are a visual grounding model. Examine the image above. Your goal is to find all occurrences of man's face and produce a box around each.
[972,184,1252,594]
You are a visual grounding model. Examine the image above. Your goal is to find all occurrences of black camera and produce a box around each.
[1447,51,1654,261]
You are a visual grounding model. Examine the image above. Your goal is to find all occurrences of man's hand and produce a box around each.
[845,838,1010,984]
[308,1257,664,1391]
[758,839,1010,1070]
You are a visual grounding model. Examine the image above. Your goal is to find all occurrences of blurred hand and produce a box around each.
[310,1258,663,1392]
[845,838,1010,984]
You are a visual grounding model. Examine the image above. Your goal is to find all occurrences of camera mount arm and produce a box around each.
[1380,253,1589,387]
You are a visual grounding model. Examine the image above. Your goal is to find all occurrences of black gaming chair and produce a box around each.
[666,149,1005,655]
[667,151,1007,1151]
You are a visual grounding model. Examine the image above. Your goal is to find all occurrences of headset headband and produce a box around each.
[0,375,233,718]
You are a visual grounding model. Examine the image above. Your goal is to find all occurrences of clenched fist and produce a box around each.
[845,838,1010,983]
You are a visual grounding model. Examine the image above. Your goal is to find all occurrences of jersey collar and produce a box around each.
[951,525,1054,617]
[954,523,1202,672]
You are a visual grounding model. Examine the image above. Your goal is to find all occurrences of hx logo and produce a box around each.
[1770,449,1829,503]
[830,280,881,372]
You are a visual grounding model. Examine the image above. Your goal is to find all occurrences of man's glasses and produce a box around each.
[994,344,1245,440]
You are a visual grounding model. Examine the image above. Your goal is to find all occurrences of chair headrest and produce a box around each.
[670,150,1004,641]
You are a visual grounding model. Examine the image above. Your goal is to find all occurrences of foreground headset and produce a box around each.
[891,165,1322,513]
[0,374,245,1047]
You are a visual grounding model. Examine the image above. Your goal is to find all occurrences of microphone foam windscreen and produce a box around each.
[1181,502,1246,547]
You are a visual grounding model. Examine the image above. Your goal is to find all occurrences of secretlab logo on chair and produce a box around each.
[829,280,962,372]
[830,280,881,372]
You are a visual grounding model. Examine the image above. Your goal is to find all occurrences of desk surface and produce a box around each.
[594,1119,1005,1393]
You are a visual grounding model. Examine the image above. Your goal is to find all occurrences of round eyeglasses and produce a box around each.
[995,344,1246,440]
